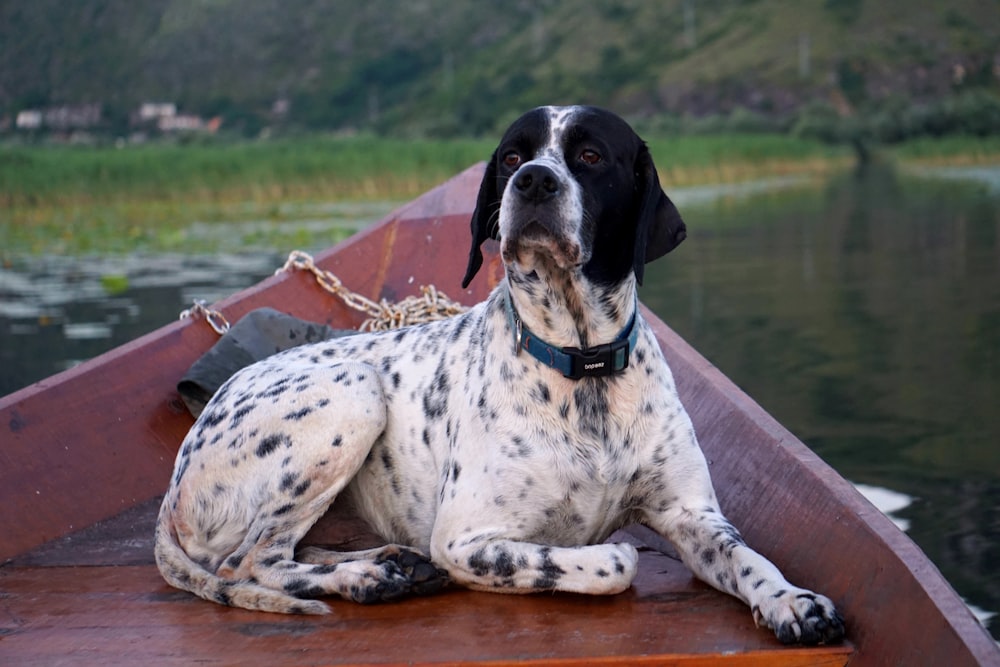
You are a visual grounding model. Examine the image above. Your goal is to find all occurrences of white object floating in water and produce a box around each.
[854,483,914,532]
[62,322,113,340]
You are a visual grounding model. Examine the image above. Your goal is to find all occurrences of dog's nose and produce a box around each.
[513,164,560,203]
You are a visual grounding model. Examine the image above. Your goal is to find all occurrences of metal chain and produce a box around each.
[179,299,232,335]
[278,250,468,332]
[180,250,468,336]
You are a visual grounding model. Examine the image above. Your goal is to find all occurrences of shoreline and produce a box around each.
[3,135,999,257]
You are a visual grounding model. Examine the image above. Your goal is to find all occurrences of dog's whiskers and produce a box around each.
[487,206,501,240]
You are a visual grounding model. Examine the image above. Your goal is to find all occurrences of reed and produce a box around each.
[1,136,496,207]
[0,133,853,255]
[2,134,851,206]
[887,135,1000,166]
[648,134,853,186]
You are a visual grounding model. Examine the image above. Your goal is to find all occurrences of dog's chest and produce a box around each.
[348,309,655,548]
[450,362,651,543]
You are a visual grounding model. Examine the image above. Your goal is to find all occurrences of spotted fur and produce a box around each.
[155,105,844,645]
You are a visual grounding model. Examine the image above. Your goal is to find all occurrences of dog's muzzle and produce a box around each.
[513,163,560,204]
[500,163,583,270]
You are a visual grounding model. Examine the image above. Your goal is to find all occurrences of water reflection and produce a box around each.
[0,200,395,395]
[0,253,283,394]
[643,164,1000,638]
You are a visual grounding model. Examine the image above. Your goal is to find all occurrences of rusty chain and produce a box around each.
[179,299,232,335]
[278,250,468,332]
[180,250,467,336]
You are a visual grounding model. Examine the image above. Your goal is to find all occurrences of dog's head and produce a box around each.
[462,106,686,289]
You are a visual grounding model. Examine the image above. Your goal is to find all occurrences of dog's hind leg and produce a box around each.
[215,361,416,606]
[163,360,441,612]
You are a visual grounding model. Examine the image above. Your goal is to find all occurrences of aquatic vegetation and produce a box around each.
[1,133,853,256]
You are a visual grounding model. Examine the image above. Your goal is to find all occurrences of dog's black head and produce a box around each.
[462,105,686,288]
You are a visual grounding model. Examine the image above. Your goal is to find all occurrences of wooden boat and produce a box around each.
[1,164,997,666]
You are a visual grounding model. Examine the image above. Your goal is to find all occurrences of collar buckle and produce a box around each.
[561,338,630,380]
[513,316,523,357]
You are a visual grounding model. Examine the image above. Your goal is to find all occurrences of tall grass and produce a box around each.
[647,134,851,186]
[887,135,1000,166]
[1,133,854,255]
[1,136,496,207]
[1,133,853,207]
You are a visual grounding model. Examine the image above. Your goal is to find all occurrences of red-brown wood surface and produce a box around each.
[1,164,997,665]
[0,498,851,666]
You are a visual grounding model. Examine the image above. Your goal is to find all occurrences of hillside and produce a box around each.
[2,0,999,137]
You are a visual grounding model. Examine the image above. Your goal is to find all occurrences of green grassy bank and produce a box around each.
[0,133,850,255]
[0,136,496,207]
[886,135,1000,166]
[2,133,852,207]
[2,133,997,256]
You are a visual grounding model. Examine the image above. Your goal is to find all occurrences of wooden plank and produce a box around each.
[0,521,851,666]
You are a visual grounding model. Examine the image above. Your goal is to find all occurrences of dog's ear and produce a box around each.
[461,154,502,288]
[633,143,686,285]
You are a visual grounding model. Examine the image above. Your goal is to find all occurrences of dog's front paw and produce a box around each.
[752,589,845,645]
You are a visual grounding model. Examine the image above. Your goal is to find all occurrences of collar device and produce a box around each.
[505,290,639,380]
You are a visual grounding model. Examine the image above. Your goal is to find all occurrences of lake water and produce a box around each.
[645,164,1000,638]
[1,164,997,639]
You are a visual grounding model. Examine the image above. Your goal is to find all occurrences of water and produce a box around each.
[644,164,1000,636]
[1,166,997,638]
[0,201,397,394]
[0,253,287,389]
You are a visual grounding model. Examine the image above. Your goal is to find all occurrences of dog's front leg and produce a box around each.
[653,503,844,642]
[432,533,638,595]
[643,442,845,644]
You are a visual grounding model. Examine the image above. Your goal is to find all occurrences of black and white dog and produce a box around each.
[155,105,845,645]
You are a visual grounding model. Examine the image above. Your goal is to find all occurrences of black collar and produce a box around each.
[503,288,639,380]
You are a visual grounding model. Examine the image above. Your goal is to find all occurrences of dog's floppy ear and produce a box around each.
[633,143,686,285]
[461,154,502,288]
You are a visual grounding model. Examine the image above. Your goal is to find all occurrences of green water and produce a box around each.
[643,164,1000,636]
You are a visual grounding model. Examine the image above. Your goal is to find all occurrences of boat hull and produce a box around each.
[1,164,996,665]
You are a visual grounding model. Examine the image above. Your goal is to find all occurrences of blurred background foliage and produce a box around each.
[2,0,999,143]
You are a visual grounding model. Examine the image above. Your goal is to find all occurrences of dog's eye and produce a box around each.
[502,152,521,168]
[579,149,602,165]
